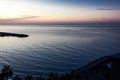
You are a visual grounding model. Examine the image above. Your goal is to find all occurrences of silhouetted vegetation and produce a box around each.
[0,58,113,80]
[0,64,111,80]
[0,54,119,80]
[0,65,83,80]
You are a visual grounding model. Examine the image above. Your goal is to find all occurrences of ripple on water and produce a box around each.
[0,26,120,76]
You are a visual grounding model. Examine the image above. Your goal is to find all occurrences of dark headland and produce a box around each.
[0,32,29,38]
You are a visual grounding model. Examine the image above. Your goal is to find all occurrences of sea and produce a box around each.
[0,25,120,76]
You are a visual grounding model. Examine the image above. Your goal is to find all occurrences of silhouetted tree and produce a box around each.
[64,72,73,80]
[85,75,90,80]
[35,75,45,80]
[25,75,34,80]
[47,72,59,80]
[0,73,4,80]
[60,74,65,80]
[2,65,13,80]
[74,74,82,80]
[13,75,22,80]
[70,70,75,75]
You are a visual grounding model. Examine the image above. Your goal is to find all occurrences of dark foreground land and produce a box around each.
[0,53,120,80]
[0,32,29,38]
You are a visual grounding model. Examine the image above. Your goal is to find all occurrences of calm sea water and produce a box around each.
[0,25,120,76]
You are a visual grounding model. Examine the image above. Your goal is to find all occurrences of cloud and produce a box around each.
[96,8,120,11]
[14,16,40,19]
[2,16,40,21]
[0,16,41,24]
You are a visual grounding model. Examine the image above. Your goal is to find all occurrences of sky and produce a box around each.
[0,0,120,24]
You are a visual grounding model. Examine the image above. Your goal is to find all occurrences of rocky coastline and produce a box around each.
[0,32,29,38]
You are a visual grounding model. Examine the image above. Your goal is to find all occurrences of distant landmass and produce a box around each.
[0,32,29,38]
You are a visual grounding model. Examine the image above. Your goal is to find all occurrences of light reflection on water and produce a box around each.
[0,25,120,76]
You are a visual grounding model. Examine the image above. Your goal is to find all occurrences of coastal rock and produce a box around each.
[0,32,29,38]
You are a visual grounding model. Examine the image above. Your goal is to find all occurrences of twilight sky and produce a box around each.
[0,0,120,24]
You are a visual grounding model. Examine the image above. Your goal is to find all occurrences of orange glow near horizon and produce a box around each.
[9,15,120,24]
